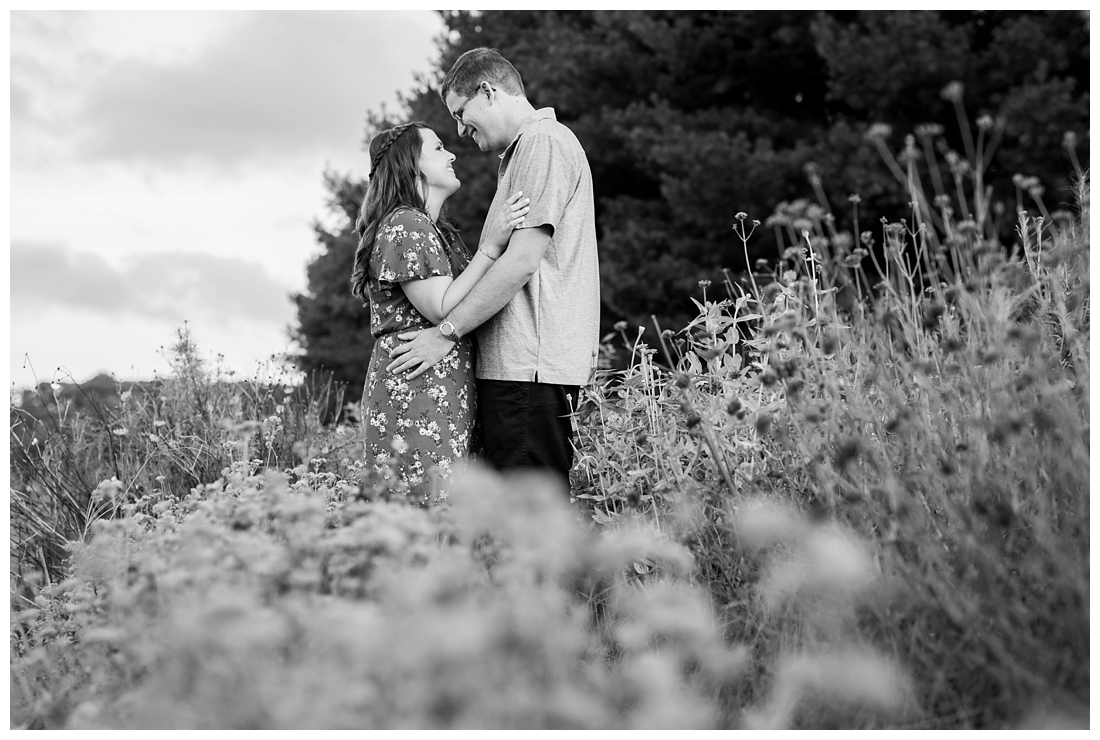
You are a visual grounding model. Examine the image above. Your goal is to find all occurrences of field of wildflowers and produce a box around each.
[10,103,1089,729]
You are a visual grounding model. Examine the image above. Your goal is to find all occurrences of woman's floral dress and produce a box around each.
[361,207,477,505]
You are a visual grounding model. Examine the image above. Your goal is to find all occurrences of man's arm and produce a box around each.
[448,225,550,335]
[386,226,552,379]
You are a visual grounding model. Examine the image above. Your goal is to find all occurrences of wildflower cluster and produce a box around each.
[10,461,905,729]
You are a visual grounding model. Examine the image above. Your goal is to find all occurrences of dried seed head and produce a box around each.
[921,304,946,330]
[831,232,854,252]
[834,438,862,471]
[754,413,772,435]
[1013,371,1037,392]
[974,496,1015,527]
[990,415,1020,444]
[940,81,964,102]
[792,218,813,236]
[675,373,692,389]
[900,135,919,164]
[685,412,702,429]
[865,123,892,141]
[1065,288,1084,313]
[1031,407,1057,432]
[726,397,743,416]
[885,409,909,433]
[916,123,944,138]
[1006,323,1040,347]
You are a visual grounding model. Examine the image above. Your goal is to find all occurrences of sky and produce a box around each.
[9,9,446,390]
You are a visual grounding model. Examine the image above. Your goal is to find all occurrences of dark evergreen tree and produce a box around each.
[291,174,372,400]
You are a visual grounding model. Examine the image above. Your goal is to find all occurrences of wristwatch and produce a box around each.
[439,320,459,342]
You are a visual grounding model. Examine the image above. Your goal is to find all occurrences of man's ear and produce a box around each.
[480,80,497,104]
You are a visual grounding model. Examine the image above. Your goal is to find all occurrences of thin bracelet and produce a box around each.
[478,250,498,261]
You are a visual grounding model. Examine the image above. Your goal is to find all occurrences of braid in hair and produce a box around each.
[369,123,414,179]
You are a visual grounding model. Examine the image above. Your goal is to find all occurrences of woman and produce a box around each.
[350,122,529,504]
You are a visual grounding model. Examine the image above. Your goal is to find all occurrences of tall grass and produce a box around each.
[573,106,1089,727]
[10,326,356,589]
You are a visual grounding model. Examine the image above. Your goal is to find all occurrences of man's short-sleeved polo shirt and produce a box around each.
[475,108,600,386]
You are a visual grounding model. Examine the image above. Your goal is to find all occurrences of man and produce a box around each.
[386,47,600,488]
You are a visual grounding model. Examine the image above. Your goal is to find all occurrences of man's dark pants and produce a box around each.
[476,379,579,487]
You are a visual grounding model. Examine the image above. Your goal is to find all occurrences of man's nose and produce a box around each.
[456,120,468,137]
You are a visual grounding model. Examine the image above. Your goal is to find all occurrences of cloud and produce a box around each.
[11,81,35,121]
[11,240,294,323]
[71,11,440,166]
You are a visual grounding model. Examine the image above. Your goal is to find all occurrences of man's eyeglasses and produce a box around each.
[451,85,487,124]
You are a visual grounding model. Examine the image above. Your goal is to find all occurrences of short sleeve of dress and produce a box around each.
[371,208,453,285]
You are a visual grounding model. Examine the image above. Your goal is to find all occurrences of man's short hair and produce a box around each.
[440,47,525,102]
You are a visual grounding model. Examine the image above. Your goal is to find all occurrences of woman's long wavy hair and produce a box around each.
[351,122,456,302]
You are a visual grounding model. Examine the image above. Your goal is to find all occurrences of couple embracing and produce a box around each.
[350,47,600,504]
